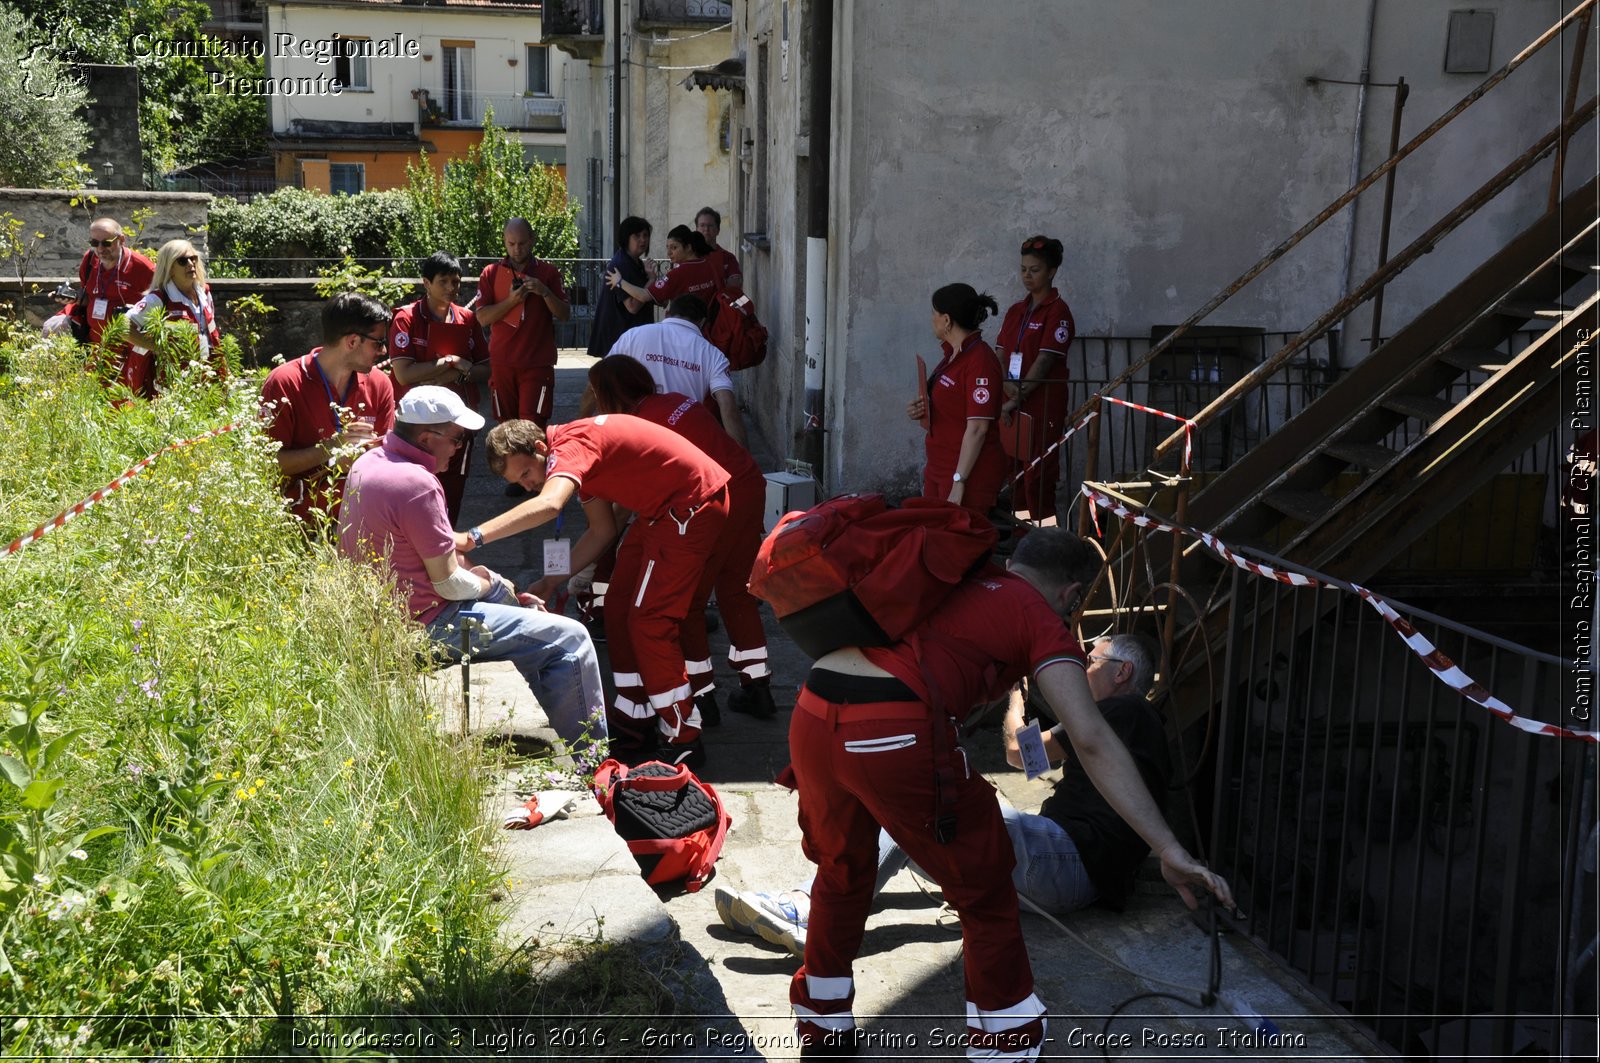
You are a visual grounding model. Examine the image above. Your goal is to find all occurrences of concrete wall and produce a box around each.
[736,0,1594,496]
[0,190,213,275]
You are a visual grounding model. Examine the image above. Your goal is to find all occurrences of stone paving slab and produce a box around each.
[417,353,1386,1060]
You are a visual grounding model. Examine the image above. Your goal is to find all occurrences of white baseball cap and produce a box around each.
[396,386,485,431]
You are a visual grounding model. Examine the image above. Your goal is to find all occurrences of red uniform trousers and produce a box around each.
[604,487,730,753]
[438,432,475,525]
[679,474,769,694]
[1013,390,1069,523]
[491,363,556,427]
[579,538,619,627]
[788,683,1046,1059]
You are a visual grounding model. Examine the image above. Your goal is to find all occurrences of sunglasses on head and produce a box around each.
[88,237,121,248]
[1023,238,1049,252]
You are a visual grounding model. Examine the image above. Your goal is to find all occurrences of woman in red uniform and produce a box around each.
[607,224,722,311]
[388,251,490,523]
[124,240,224,397]
[995,235,1076,523]
[907,283,1006,514]
[585,355,776,724]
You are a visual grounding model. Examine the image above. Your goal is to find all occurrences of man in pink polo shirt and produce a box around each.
[338,386,605,750]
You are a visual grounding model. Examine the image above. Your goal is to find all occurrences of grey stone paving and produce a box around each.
[423,354,1385,1060]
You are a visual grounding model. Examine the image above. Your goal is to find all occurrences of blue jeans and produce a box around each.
[425,601,607,751]
[812,805,1098,915]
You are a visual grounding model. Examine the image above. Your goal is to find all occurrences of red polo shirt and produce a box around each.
[645,257,722,306]
[545,413,730,519]
[995,288,1075,424]
[388,300,486,405]
[634,392,763,506]
[479,258,567,369]
[864,570,1085,708]
[78,248,155,345]
[261,350,397,522]
[924,333,1004,474]
[708,246,742,289]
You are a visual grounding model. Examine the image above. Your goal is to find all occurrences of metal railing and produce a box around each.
[542,0,604,38]
[638,0,733,24]
[424,93,567,130]
[1208,564,1594,1058]
[996,326,1560,580]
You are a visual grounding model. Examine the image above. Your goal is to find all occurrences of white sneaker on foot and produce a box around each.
[733,890,807,957]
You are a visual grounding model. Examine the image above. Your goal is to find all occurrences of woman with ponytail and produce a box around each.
[906,283,1007,513]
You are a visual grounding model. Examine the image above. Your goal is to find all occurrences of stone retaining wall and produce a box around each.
[0,189,212,274]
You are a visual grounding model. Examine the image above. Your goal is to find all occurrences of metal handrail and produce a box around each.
[1063,0,1596,466]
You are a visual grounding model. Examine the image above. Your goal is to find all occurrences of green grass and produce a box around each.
[0,333,692,1057]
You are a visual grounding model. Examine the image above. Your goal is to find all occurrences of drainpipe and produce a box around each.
[800,0,833,480]
[1335,0,1379,372]
[611,0,623,234]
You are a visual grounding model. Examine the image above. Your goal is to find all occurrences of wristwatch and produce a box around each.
[951,472,965,484]
[467,526,485,549]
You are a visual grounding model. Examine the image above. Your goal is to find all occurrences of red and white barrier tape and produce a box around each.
[1082,484,1599,744]
[1101,395,1195,473]
[3,423,238,560]
[1009,410,1099,488]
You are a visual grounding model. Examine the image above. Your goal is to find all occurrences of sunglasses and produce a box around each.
[88,238,121,248]
[351,331,388,347]
[1022,238,1050,252]
[176,254,200,265]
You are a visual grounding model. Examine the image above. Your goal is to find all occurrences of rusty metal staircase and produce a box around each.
[1068,3,1598,724]
[1180,180,1597,585]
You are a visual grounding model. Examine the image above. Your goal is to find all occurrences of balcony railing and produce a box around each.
[639,0,732,23]
[542,0,603,38]
[420,92,566,131]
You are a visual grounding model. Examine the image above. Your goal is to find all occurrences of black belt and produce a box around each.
[805,667,918,704]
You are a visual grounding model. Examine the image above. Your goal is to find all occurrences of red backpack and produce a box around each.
[748,494,998,658]
[705,289,769,370]
[591,759,731,893]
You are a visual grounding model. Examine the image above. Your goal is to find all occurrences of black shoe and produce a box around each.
[504,482,528,498]
[584,618,606,643]
[728,681,777,719]
[696,691,722,728]
[703,606,720,634]
[661,737,706,772]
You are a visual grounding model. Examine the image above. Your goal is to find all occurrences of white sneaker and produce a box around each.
[735,890,807,957]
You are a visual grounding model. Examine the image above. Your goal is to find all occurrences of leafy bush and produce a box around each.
[0,7,90,188]
[0,336,503,1055]
[393,111,580,264]
[208,189,412,276]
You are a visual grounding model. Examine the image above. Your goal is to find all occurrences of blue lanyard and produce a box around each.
[312,354,355,434]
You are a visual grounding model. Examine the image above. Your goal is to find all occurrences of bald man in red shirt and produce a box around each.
[471,415,731,767]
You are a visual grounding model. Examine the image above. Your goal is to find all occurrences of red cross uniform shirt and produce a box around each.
[78,248,155,345]
[544,413,730,519]
[387,300,486,405]
[994,289,1075,426]
[923,333,1006,483]
[633,392,763,502]
[479,258,568,369]
[645,257,722,306]
[707,246,742,289]
[864,569,1086,708]
[261,351,397,522]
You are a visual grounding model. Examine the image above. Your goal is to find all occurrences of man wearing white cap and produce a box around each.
[339,386,606,750]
